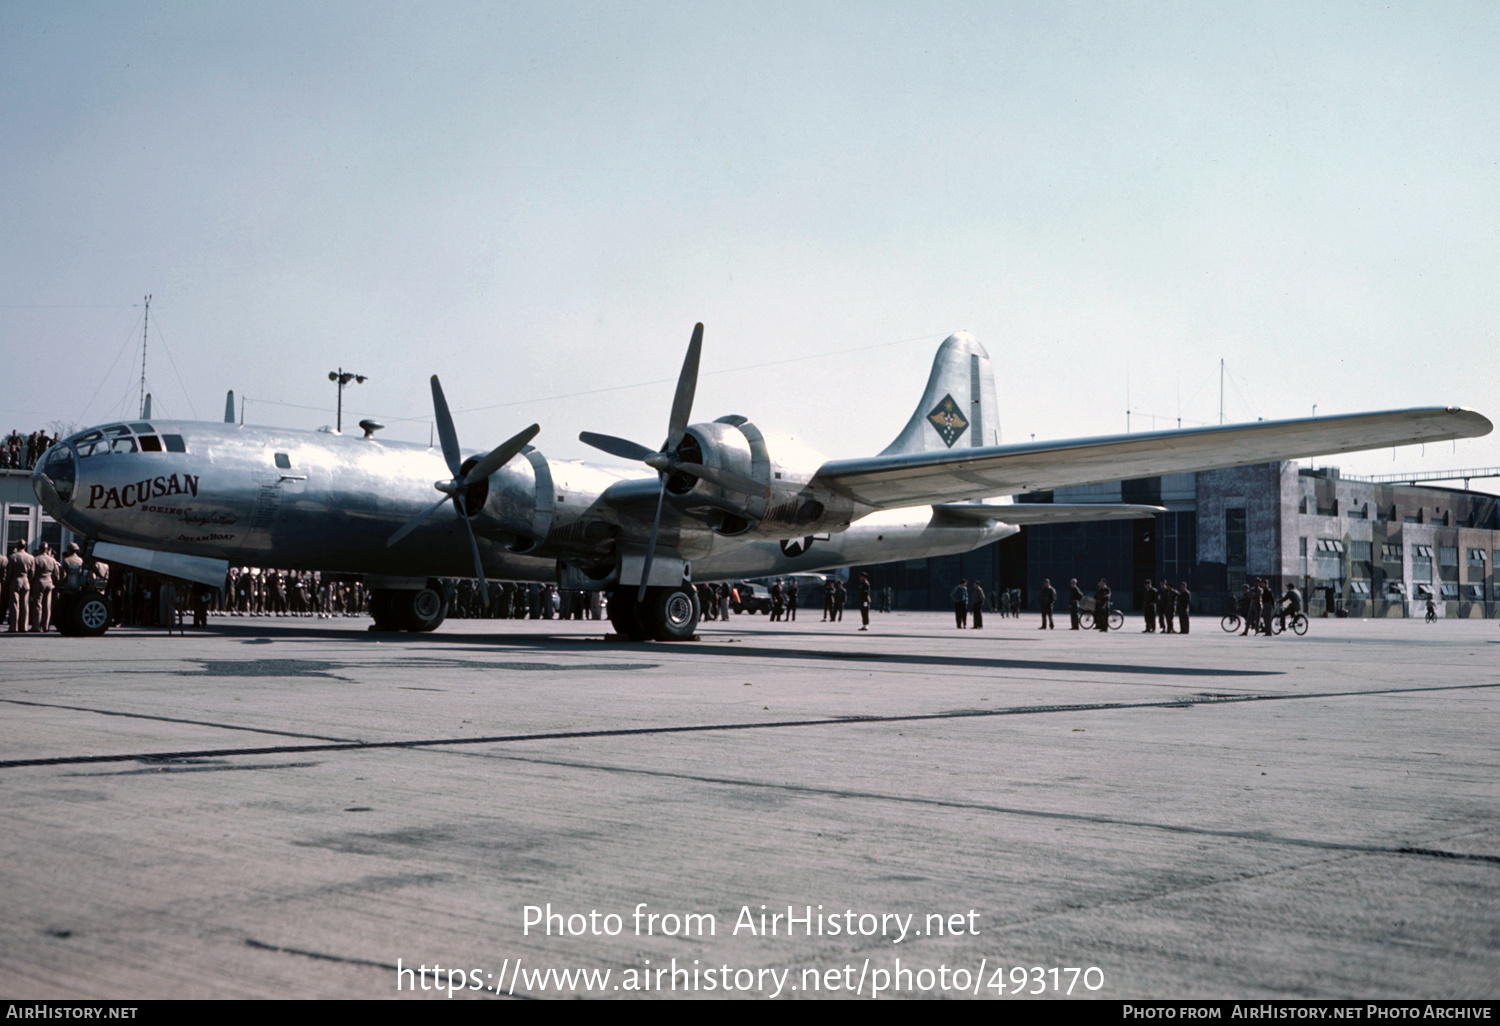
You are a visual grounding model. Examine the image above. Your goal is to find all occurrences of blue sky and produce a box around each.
[3,1,1496,481]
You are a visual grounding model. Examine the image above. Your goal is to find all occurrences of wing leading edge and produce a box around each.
[814,407,1492,511]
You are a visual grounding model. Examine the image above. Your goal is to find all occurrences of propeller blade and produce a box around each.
[463,423,541,486]
[430,375,463,479]
[673,461,764,495]
[666,322,703,450]
[637,476,668,601]
[459,502,490,607]
[579,431,657,463]
[387,493,451,547]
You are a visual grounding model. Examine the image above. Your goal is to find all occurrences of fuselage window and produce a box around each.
[274,452,292,469]
[163,435,186,453]
[138,435,163,452]
[110,437,138,454]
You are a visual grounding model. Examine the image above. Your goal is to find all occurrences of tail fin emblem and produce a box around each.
[927,394,970,448]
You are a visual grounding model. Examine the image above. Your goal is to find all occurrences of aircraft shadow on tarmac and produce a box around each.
[131,622,1280,678]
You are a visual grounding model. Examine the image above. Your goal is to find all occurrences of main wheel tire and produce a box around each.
[640,584,700,641]
[63,593,112,637]
[607,587,647,641]
[367,590,402,631]
[401,586,448,632]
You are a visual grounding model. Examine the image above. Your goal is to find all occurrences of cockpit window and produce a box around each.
[138,435,163,452]
[39,445,76,503]
[103,424,132,438]
[109,437,138,454]
[129,423,154,433]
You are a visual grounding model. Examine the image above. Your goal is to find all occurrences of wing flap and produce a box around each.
[815,407,1491,510]
[934,502,1167,525]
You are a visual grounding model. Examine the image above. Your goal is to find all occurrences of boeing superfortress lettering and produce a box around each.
[86,474,200,510]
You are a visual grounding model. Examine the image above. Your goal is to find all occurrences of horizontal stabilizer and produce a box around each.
[934,502,1166,525]
[92,542,229,589]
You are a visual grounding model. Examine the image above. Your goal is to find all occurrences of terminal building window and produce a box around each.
[1440,583,1459,600]
[1225,508,1246,595]
[1412,544,1433,582]
[1382,543,1403,561]
[1350,581,1371,596]
[1439,546,1459,567]
[1469,548,1488,568]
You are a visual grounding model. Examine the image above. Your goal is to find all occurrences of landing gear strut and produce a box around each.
[607,584,700,641]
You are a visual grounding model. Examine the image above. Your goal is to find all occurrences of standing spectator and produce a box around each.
[1039,578,1056,629]
[970,580,985,629]
[1141,579,1157,633]
[8,542,35,633]
[832,578,845,621]
[1093,579,1112,632]
[1177,582,1191,634]
[951,579,969,628]
[30,543,59,633]
[786,578,799,621]
[857,572,871,631]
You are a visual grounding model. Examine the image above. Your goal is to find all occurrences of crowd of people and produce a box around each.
[1,429,59,471]
[1233,579,1303,636]
[2,540,81,633]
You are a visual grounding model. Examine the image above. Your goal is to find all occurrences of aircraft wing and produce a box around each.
[934,502,1166,524]
[814,407,1492,510]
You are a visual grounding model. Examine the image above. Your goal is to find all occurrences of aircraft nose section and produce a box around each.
[32,443,78,514]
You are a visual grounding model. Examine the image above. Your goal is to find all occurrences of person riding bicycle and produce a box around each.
[1279,582,1302,633]
[1425,596,1437,622]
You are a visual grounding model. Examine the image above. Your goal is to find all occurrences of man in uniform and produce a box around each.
[1141,579,1157,632]
[8,542,35,633]
[970,580,985,628]
[832,578,845,621]
[1068,578,1083,629]
[1158,581,1176,633]
[1093,579,1112,632]
[1260,579,1276,636]
[0,543,8,628]
[786,578,799,621]
[857,572,872,631]
[1039,578,1056,629]
[1177,582,1191,633]
[30,542,59,633]
[769,578,784,622]
[951,579,968,628]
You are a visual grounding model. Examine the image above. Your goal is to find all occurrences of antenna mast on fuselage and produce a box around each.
[138,294,152,418]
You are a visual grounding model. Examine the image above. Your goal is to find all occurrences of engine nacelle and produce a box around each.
[665,416,857,538]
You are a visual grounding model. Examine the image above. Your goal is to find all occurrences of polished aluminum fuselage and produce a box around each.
[40,420,1012,583]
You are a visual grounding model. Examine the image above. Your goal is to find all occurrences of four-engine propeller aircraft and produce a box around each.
[31,327,1492,639]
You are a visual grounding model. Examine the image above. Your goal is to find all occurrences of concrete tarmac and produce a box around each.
[1,610,1496,999]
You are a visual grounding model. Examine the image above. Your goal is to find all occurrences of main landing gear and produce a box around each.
[368,585,449,632]
[607,584,700,642]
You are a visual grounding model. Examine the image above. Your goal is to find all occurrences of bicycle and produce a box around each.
[1108,609,1124,631]
[1425,605,1436,624]
[1272,612,1309,636]
[1220,612,1242,633]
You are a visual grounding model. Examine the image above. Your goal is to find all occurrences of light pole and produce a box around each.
[328,368,367,433]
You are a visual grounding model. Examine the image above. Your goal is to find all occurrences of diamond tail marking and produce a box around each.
[927,393,970,448]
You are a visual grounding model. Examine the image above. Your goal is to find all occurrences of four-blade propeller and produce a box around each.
[386,375,539,606]
[579,322,759,600]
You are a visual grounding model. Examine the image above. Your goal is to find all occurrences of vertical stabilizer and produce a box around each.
[879,332,1000,455]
